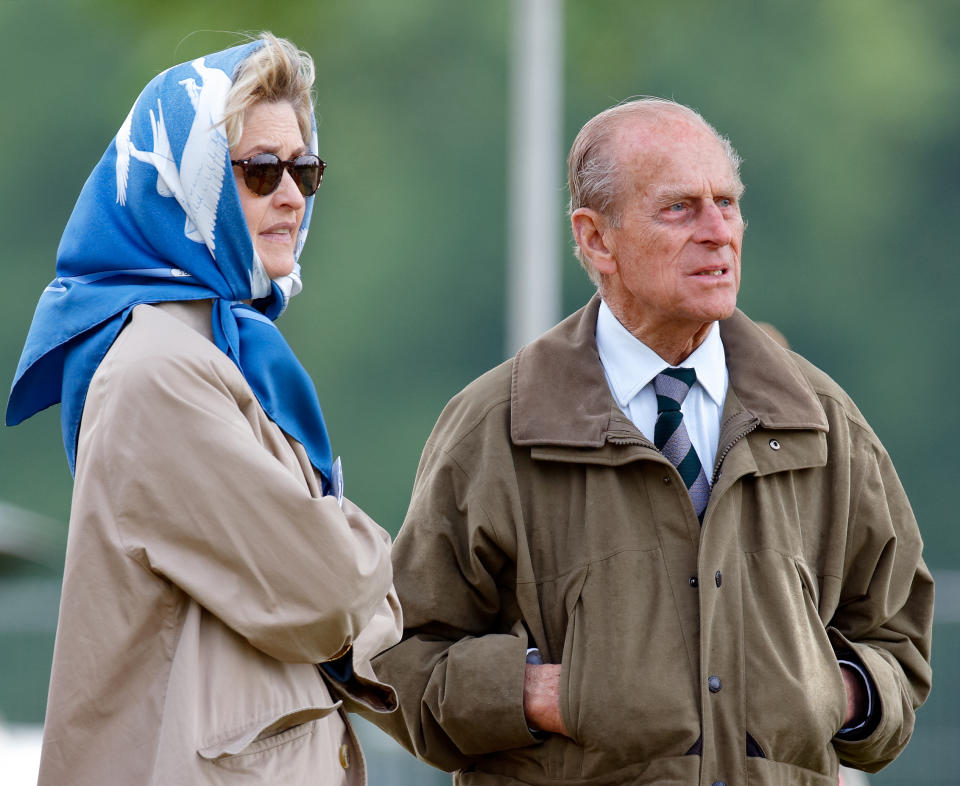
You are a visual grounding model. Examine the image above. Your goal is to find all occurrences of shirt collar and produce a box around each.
[596,298,727,408]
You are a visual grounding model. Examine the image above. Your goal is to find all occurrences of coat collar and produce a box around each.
[511,294,828,448]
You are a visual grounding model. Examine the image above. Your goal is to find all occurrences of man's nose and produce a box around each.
[694,202,734,246]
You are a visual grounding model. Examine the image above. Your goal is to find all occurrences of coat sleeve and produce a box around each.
[828,423,934,772]
[368,436,539,772]
[323,543,404,716]
[77,337,395,665]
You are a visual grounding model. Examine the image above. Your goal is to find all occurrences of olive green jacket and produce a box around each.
[372,296,932,785]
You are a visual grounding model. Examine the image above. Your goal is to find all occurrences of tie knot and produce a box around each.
[654,368,696,412]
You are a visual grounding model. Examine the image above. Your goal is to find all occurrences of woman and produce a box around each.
[6,33,401,785]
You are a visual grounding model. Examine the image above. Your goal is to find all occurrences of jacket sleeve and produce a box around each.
[369,437,539,772]
[828,424,934,772]
[77,339,394,665]
[323,550,404,717]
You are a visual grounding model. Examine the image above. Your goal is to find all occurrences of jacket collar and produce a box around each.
[511,294,828,448]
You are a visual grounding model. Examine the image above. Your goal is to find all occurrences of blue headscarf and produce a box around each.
[6,40,334,487]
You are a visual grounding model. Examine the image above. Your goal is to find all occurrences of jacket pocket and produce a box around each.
[557,567,588,745]
[190,609,346,763]
[741,551,846,774]
[197,703,342,761]
[555,549,700,776]
[745,731,766,758]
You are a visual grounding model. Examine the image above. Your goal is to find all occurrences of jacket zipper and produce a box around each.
[711,419,759,486]
[606,419,761,489]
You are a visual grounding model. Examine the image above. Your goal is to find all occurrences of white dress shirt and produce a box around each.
[595,299,728,476]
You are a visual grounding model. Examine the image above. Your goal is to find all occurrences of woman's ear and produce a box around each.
[571,208,617,276]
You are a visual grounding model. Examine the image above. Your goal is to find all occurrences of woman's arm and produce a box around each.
[76,325,394,664]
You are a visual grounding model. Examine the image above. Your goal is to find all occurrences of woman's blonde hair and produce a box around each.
[223,32,316,148]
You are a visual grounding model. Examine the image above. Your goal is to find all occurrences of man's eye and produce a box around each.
[717,198,733,208]
[669,203,685,212]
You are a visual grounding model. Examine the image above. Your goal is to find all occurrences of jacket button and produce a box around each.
[715,570,722,587]
[708,675,722,693]
[339,743,350,769]
[663,476,672,485]
[769,438,781,450]
[713,782,727,786]
[689,576,698,588]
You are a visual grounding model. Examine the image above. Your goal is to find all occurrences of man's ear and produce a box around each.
[571,208,617,276]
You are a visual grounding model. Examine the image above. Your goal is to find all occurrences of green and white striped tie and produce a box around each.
[654,368,710,520]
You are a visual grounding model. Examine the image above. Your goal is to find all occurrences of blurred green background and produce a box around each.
[1,1,957,783]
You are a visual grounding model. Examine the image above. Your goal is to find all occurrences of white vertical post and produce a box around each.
[506,0,564,355]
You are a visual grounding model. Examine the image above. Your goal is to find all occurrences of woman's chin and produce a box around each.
[261,254,296,281]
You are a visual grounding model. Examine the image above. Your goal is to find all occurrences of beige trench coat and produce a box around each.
[371,296,933,785]
[38,300,401,785]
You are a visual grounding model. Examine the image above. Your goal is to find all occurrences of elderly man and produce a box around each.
[372,99,933,785]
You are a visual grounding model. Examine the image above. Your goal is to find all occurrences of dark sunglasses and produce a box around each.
[230,153,326,197]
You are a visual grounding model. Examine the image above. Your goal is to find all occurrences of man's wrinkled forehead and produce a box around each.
[613,111,743,195]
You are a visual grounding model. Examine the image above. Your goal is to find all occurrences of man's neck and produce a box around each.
[599,284,719,365]
[608,308,713,365]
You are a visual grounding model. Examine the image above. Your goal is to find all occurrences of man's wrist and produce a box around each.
[837,657,876,738]
[524,648,548,738]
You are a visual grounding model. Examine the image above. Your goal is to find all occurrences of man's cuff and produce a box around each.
[836,657,878,739]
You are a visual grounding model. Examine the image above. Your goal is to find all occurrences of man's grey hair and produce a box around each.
[567,97,743,286]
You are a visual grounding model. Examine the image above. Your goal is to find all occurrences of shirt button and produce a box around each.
[689,576,698,588]
[339,743,350,769]
[708,675,722,693]
[715,570,722,587]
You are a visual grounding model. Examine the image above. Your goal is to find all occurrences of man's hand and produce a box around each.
[523,663,569,736]
[841,664,866,727]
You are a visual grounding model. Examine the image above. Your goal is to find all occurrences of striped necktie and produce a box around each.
[653,368,710,519]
